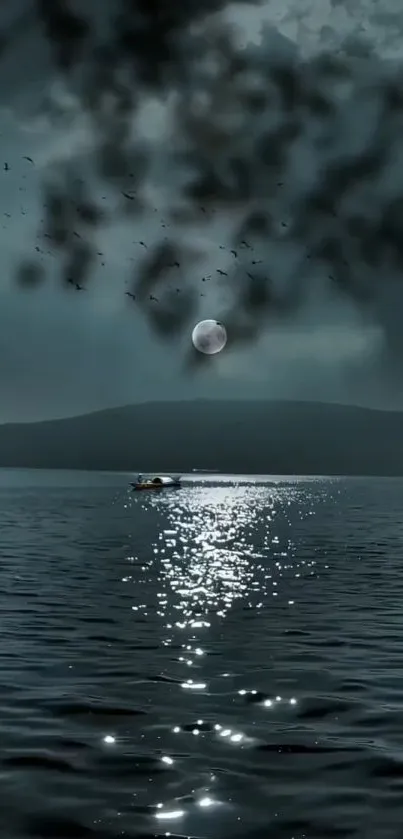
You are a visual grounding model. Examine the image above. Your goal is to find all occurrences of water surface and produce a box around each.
[1,469,402,838]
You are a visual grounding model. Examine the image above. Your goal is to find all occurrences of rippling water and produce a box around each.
[2,469,403,838]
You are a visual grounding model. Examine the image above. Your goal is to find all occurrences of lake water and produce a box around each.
[1,469,403,839]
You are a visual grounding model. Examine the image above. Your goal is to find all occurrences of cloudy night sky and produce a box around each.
[1,0,403,423]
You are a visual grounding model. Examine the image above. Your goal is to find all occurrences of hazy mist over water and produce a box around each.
[1,469,403,838]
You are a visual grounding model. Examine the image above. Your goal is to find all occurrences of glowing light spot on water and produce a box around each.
[155,810,184,821]
[290,697,297,705]
[220,728,232,737]
[161,756,174,765]
[199,796,214,808]
[182,680,206,690]
[264,699,273,707]
[231,733,243,743]
[103,735,115,744]
[172,726,181,733]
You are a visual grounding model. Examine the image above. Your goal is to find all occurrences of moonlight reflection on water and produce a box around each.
[2,472,401,839]
[133,481,319,832]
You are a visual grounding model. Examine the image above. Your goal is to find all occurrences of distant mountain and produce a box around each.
[1,400,403,475]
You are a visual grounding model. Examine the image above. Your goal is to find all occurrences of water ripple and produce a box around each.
[1,472,403,837]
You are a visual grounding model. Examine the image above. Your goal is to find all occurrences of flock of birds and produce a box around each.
[3,155,275,306]
[4,154,355,320]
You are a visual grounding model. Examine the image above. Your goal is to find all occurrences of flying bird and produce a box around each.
[122,191,135,200]
[125,291,136,300]
[4,162,9,171]
[217,269,227,276]
[230,250,238,258]
[67,278,84,290]
[23,156,34,164]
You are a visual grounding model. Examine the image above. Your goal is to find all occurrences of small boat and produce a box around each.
[130,474,182,491]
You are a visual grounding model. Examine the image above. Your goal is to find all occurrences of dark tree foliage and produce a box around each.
[5,1,403,367]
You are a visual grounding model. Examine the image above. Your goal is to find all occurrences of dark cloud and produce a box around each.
[2,1,403,418]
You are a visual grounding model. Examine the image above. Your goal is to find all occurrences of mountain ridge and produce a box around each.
[1,400,402,475]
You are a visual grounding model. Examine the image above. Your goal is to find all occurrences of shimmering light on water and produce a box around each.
[3,470,403,838]
[120,478,326,832]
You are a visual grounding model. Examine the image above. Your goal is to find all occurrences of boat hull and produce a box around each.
[130,482,181,491]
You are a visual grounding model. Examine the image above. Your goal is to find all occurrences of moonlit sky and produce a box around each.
[1,1,403,422]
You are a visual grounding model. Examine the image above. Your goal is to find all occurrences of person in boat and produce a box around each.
[137,473,144,484]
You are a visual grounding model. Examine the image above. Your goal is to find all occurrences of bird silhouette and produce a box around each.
[4,162,9,171]
[67,278,84,290]
[23,156,34,164]
[122,191,135,200]
[216,269,227,276]
[149,294,158,302]
[125,291,136,300]
[230,250,237,257]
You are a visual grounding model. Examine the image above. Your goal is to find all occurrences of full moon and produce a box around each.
[191,319,227,355]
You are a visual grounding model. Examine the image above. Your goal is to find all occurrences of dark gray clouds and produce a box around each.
[2,1,403,421]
